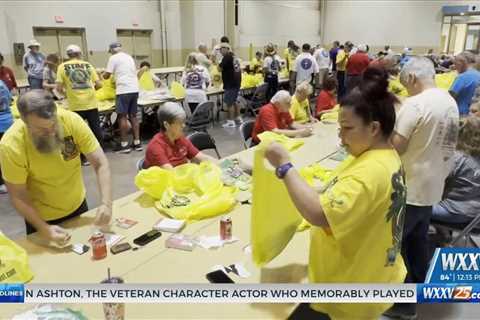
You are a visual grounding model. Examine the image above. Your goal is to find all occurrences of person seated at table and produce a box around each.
[290,81,317,124]
[137,61,162,90]
[316,76,338,119]
[251,90,313,145]
[432,116,480,227]
[181,53,211,114]
[143,102,216,169]
[42,53,61,99]
[0,90,112,243]
[250,51,263,74]
[266,67,406,320]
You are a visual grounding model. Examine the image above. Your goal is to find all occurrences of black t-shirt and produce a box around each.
[220,52,241,89]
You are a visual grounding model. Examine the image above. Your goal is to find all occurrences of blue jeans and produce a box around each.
[432,204,472,224]
[28,76,43,89]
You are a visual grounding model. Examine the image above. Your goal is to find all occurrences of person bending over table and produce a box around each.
[289,81,318,124]
[0,90,112,244]
[143,102,217,169]
[251,90,313,145]
[265,68,407,320]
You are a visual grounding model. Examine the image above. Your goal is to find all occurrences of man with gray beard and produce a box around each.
[0,90,112,244]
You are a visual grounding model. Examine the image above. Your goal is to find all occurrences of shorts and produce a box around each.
[116,92,139,115]
[224,87,240,106]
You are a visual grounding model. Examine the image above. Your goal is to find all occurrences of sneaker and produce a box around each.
[133,143,143,152]
[114,144,132,154]
[81,160,91,166]
[0,184,7,194]
[383,303,417,320]
[222,120,236,128]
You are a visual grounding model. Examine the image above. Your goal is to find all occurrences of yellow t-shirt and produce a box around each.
[0,108,99,221]
[284,48,298,72]
[56,59,99,111]
[310,149,407,320]
[289,95,310,123]
[336,49,348,72]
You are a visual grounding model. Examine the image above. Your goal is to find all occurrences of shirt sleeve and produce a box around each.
[316,92,331,112]
[319,174,371,243]
[184,138,200,159]
[0,141,28,185]
[394,100,421,140]
[8,69,17,88]
[146,142,171,166]
[449,75,464,94]
[69,111,100,155]
[312,58,319,73]
[105,56,115,74]
[202,67,211,85]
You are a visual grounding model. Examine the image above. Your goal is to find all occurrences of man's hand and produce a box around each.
[298,127,313,137]
[265,142,290,168]
[94,204,112,227]
[40,225,71,246]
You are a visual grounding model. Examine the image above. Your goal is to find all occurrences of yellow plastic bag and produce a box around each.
[0,231,34,283]
[170,81,186,99]
[10,97,20,119]
[139,71,155,91]
[435,71,457,90]
[211,66,223,89]
[251,147,303,266]
[134,162,236,221]
[257,131,304,151]
[320,104,340,123]
[96,77,116,101]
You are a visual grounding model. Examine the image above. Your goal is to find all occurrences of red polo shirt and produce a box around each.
[252,103,293,143]
[0,66,17,91]
[316,90,336,116]
[346,52,370,76]
[144,132,199,168]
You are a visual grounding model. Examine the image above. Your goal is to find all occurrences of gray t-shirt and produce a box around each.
[43,66,56,84]
[439,151,480,217]
[23,52,45,79]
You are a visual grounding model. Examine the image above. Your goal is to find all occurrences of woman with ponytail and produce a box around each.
[265,67,408,320]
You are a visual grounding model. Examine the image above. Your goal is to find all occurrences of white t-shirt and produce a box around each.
[294,52,319,85]
[105,52,139,95]
[395,88,460,206]
[313,48,330,69]
[263,54,282,75]
[181,65,211,104]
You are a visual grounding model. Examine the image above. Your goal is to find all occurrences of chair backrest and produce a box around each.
[186,131,221,158]
[239,119,255,149]
[253,83,268,101]
[188,100,214,130]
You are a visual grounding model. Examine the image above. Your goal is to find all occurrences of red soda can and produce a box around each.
[220,217,232,240]
[90,232,107,260]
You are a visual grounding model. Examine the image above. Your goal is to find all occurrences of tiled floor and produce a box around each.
[1,120,479,319]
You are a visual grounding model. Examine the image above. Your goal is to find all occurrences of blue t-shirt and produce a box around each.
[450,68,480,115]
[0,80,13,133]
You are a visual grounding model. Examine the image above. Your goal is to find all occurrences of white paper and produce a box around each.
[104,233,124,247]
[153,218,185,233]
[196,235,239,249]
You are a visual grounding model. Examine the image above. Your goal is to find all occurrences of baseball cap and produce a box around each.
[109,42,122,51]
[28,39,41,48]
[66,44,82,54]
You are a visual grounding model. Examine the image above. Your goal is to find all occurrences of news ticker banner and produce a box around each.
[426,247,480,284]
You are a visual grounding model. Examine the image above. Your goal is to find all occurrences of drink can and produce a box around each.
[90,232,107,260]
[220,216,232,240]
[101,276,125,320]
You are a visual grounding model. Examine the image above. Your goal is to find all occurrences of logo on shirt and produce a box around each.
[300,58,312,70]
[186,70,203,89]
[61,136,79,161]
[321,50,329,58]
[385,167,407,266]
[64,63,92,90]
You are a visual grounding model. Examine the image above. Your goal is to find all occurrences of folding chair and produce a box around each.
[431,214,480,247]
[186,101,214,132]
[186,131,221,159]
[239,119,255,149]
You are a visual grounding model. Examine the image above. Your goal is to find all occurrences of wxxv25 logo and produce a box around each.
[419,285,479,302]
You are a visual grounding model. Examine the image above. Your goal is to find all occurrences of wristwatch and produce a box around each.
[275,162,294,179]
